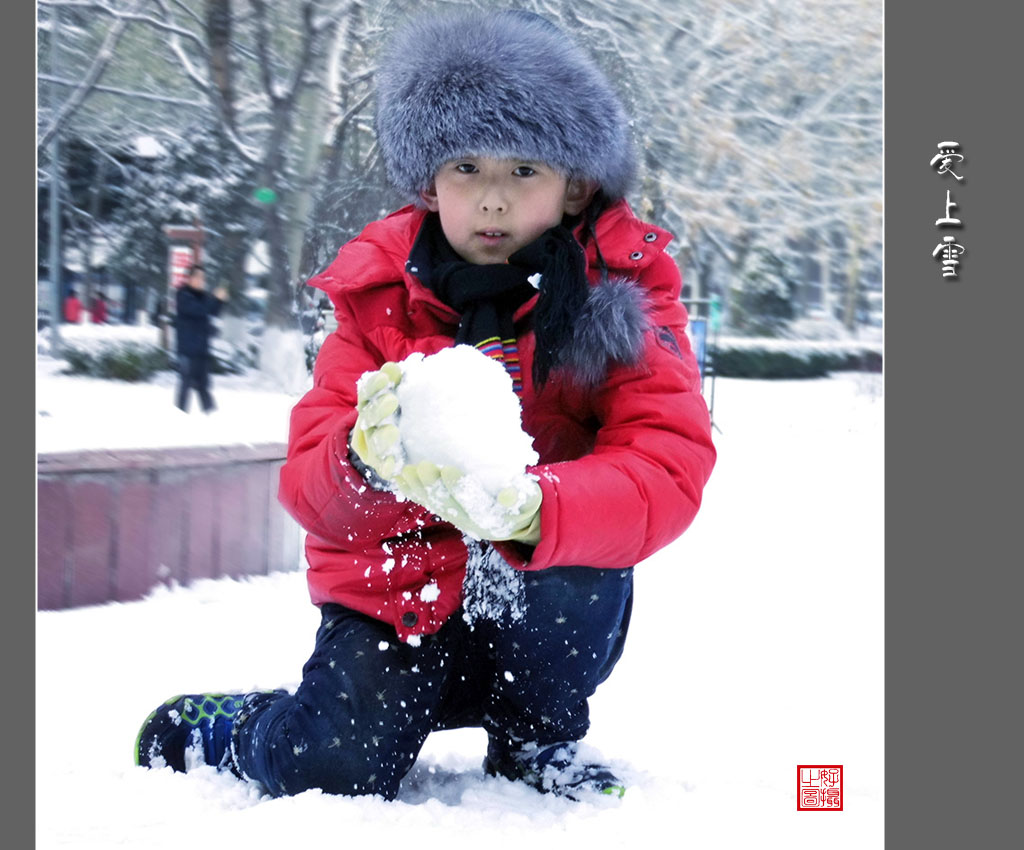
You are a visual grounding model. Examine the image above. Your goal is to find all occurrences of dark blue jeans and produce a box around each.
[233,564,634,798]
[176,354,215,413]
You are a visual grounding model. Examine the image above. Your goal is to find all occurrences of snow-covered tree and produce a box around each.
[104,127,259,318]
[39,1,363,388]
[627,0,883,330]
[730,247,799,336]
[39,0,883,371]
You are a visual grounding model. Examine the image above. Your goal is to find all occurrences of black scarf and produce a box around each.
[409,214,590,389]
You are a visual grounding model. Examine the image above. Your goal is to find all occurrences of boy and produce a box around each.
[136,9,715,801]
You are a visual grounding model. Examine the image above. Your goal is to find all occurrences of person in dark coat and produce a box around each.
[174,264,228,413]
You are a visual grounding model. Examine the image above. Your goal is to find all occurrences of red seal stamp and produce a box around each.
[797,765,843,811]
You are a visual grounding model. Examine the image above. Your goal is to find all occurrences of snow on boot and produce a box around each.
[134,691,283,774]
[484,740,626,800]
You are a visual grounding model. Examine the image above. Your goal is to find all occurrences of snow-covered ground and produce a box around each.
[36,325,302,454]
[36,326,884,849]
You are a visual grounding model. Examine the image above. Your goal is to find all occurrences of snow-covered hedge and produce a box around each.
[39,323,258,381]
[59,342,173,382]
[40,324,882,382]
[708,337,882,378]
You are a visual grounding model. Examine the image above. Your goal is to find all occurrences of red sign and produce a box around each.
[797,765,843,811]
[164,222,203,289]
[169,246,195,289]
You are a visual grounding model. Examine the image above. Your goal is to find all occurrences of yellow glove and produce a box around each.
[351,362,405,480]
[395,461,542,545]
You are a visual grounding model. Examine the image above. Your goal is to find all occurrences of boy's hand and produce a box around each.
[352,362,405,480]
[395,461,542,545]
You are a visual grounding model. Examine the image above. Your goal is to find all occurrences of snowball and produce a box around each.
[394,346,539,496]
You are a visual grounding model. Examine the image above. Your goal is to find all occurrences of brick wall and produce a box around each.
[38,443,304,610]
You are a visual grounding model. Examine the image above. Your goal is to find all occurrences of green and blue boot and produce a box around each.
[484,739,627,801]
[134,691,284,774]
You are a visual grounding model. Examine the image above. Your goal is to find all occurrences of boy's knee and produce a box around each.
[480,567,634,738]
[278,734,418,799]
[236,693,424,799]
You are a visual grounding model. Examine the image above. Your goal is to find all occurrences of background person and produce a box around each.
[90,291,108,324]
[63,287,83,323]
[174,264,228,413]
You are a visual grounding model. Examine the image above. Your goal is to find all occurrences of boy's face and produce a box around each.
[421,156,595,265]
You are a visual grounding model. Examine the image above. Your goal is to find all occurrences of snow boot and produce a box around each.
[484,739,626,800]
[134,691,284,774]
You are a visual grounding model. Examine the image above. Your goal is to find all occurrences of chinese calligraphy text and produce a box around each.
[930,141,965,279]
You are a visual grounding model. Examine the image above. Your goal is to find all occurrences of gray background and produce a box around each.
[10,3,38,848]
[887,2,1021,847]
[13,2,1024,845]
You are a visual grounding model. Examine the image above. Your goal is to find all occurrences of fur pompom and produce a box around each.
[560,278,650,388]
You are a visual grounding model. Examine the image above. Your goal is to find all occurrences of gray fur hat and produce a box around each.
[373,9,636,204]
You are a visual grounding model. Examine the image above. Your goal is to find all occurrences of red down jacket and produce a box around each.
[279,199,716,642]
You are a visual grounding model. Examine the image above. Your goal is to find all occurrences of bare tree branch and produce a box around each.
[40,0,208,47]
[38,73,206,107]
[38,0,146,151]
